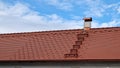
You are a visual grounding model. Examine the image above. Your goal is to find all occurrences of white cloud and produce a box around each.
[39,0,120,18]
[0,1,83,33]
[83,0,106,17]
[0,1,120,33]
[45,0,106,17]
[91,21,100,28]
[117,6,120,14]
[91,20,120,28]
[104,2,120,14]
[43,0,73,10]
[81,0,120,19]
[84,8,104,17]
[101,20,120,27]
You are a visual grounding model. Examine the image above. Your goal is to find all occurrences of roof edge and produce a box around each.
[0,27,119,35]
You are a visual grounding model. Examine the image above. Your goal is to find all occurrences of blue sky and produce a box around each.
[0,0,120,33]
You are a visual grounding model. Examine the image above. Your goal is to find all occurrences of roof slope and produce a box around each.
[0,27,120,61]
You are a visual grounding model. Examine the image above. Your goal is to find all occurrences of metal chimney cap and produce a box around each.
[83,17,92,21]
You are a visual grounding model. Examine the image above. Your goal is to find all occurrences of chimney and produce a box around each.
[83,17,92,30]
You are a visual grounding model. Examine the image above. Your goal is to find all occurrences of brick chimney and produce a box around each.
[83,17,92,30]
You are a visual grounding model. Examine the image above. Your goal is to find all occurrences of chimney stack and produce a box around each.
[83,17,92,30]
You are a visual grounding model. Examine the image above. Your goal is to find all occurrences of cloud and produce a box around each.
[0,1,83,33]
[43,0,106,17]
[100,20,120,27]
[117,6,120,14]
[91,20,120,28]
[43,0,73,11]
[0,1,120,33]
[46,0,105,17]
[38,0,120,18]
[82,0,106,17]
[104,2,120,14]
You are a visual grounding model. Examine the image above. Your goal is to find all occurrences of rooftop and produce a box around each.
[0,27,120,61]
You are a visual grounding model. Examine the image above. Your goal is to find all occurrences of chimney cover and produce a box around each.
[83,17,92,22]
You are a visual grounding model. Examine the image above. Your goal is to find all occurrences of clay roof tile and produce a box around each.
[0,27,120,61]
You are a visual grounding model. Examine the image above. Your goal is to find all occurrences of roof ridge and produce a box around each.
[0,27,120,37]
[0,29,82,35]
[91,27,120,30]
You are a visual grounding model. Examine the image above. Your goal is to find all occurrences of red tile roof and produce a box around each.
[0,27,120,61]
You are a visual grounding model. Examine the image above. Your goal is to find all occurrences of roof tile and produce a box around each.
[0,27,120,61]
